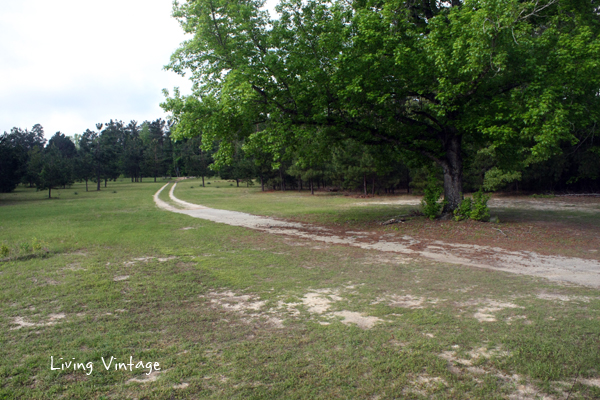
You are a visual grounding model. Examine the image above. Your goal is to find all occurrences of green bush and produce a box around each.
[421,177,444,220]
[31,238,43,251]
[453,197,473,221]
[0,243,9,258]
[470,188,491,221]
[19,242,31,253]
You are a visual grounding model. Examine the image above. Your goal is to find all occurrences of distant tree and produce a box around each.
[0,125,47,192]
[122,121,144,182]
[38,146,73,198]
[142,119,170,182]
[22,147,44,189]
[75,130,96,191]
[48,132,77,159]
[0,133,25,192]
[182,136,214,186]
[98,120,123,187]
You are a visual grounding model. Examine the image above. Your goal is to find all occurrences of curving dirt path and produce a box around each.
[155,183,600,288]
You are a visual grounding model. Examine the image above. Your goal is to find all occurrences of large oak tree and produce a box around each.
[163,0,600,211]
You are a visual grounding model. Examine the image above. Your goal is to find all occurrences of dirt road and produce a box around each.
[155,183,600,288]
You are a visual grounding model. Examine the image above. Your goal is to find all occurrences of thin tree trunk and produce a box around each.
[96,169,101,191]
[104,178,107,188]
[202,176,205,187]
[372,176,375,196]
[48,187,51,198]
[310,178,314,195]
[236,178,239,187]
[261,176,264,191]
[363,173,367,195]
[85,179,88,192]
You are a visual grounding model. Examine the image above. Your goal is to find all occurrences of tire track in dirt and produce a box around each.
[154,183,600,288]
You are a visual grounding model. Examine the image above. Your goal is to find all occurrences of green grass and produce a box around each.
[1,180,599,399]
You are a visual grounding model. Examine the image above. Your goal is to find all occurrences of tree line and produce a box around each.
[0,120,214,197]
[2,117,598,199]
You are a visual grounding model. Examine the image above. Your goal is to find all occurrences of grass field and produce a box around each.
[1,179,600,399]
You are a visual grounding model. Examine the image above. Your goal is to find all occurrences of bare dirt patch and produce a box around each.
[331,310,382,329]
[404,374,447,397]
[203,291,283,328]
[580,377,600,388]
[204,287,383,329]
[126,369,165,384]
[373,294,441,309]
[536,293,595,302]
[11,313,66,330]
[471,300,524,323]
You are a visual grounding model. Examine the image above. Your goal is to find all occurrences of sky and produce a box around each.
[0,0,195,139]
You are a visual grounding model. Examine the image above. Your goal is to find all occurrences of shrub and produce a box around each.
[421,177,444,220]
[470,188,491,221]
[19,242,31,253]
[0,243,9,258]
[453,197,473,221]
[31,238,43,251]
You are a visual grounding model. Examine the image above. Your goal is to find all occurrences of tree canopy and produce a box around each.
[163,0,600,211]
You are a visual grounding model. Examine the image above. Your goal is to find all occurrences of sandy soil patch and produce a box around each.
[580,377,600,388]
[404,374,447,396]
[296,289,382,329]
[536,293,594,302]
[155,183,600,288]
[373,294,440,309]
[332,311,382,329]
[204,291,283,328]
[10,313,66,330]
[471,300,524,323]
[205,287,382,329]
[126,369,165,384]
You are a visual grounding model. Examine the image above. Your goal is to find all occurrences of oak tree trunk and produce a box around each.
[440,134,463,214]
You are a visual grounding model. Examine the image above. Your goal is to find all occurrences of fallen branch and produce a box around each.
[493,228,507,237]
[381,218,406,225]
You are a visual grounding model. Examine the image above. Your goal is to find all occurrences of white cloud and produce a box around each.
[0,0,193,137]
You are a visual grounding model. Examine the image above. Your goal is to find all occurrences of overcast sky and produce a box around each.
[0,0,194,139]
